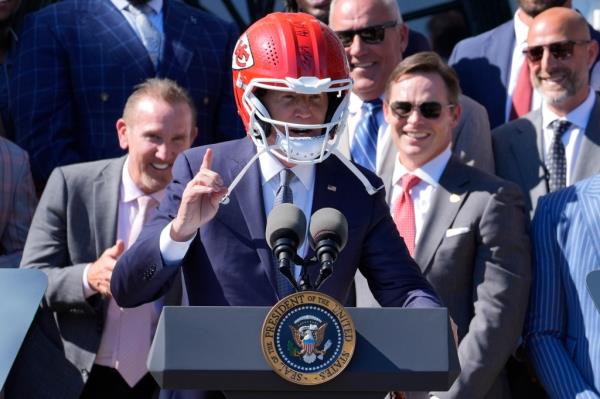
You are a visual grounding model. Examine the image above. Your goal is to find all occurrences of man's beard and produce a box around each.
[533,68,582,106]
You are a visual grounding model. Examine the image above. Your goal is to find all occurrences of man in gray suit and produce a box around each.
[329,0,494,175]
[493,7,600,215]
[357,52,531,398]
[16,78,196,398]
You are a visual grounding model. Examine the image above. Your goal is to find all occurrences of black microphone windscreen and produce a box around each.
[265,203,307,249]
[309,208,348,250]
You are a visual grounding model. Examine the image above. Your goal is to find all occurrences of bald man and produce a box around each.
[493,7,600,216]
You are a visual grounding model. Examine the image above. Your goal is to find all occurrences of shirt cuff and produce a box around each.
[159,220,196,267]
[82,263,97,298]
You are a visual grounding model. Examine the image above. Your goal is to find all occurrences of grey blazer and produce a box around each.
[338,94,494,175]
[18,156,181,397]
[492,92,600,216]
[356,156,531,399]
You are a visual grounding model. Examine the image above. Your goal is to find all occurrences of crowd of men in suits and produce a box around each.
[0,0,600,398]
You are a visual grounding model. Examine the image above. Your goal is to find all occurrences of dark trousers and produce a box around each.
[80,364,159,399]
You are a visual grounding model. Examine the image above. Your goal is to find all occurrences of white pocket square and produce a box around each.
[445,227,470,237]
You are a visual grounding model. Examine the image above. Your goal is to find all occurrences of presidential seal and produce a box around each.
[261,291,355,385]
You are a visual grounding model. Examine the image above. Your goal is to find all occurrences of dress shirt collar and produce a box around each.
[120,156,165,204]
[541,87,595,129]
[348,92,384,115]
[112,0,163,14]
[513,9,530,49]
[392,146,452,189]
[258,149,315,190]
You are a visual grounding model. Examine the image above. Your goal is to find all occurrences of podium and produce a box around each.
[0,269,47,389]
[148,306,460,399]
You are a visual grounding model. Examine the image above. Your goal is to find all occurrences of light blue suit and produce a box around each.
[525,175,600,398]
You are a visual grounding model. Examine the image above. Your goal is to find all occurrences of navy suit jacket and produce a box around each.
[525,175,600,398]
[449,19,600,129]
[111,138,441,310]
[9,0,244,182]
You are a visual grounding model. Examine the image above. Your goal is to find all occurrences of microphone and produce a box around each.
[265,203,307,288]
[309,208,348,287]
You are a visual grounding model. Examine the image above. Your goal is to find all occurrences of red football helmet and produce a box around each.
[231,12,352,164]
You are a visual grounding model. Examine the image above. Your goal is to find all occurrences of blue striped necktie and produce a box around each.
[351,98,382,172]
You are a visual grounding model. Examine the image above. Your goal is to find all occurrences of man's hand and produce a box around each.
[171,149,227,241]
[87,240,125,297]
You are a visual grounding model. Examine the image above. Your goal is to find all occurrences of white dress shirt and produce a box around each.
[160,150,316,280]
[390,147,452,244]
[540,88,595,185]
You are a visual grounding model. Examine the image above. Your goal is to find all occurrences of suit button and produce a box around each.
[100,92,109,102]
[81,368,89,379]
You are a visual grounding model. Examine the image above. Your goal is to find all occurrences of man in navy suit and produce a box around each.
[112,7,440,354]
[449,0,600,129]
[8,0,244,186]
[525,174,600,397]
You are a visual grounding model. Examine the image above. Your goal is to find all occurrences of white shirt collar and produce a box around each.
[513,9,530,50]
[257,150,315,191]
[348,92,384,115]
[392,146,452,188]
[112,0,163,14]
[541,88,595,129]
[121,156,165,204]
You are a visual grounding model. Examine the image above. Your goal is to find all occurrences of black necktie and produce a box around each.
[547,119,572,192]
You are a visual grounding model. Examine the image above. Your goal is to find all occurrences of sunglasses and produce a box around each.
[334,21,399,47]
[522,40,591,62]
[388,101,454,119]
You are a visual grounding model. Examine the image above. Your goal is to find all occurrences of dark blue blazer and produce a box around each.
[449,20,600,129]
[111,138,441,310]
[9,0,244,182]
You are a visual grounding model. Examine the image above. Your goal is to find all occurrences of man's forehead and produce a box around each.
[330,0,391,29]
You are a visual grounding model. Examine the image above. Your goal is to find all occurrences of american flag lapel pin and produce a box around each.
[327,185,337,192]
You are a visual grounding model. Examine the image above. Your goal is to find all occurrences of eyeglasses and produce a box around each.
[388,101,454,119]
[334,21,399,47]
[522,40,591,62]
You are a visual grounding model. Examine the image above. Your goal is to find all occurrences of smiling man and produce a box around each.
[375,51,531,399]
[19,78,196,398]
[110,13,442,399]
[329,0,494,178]
[493,7,600,216]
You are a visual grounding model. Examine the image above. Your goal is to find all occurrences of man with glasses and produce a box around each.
[328,0,494,180]
[450,0,600,129]
[493,7,600,216]
[378,51,531,399]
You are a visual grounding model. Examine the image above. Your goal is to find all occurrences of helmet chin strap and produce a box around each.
[218,145,383,206]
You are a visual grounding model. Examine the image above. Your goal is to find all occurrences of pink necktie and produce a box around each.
[392,174,421,256]
[115,195,158,386]
[510,59,532,120]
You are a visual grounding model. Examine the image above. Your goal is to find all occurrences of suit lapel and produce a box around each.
[92,157,124,257]
[573,94,600,181]
[227,140,277,291]
[414,157,469,274]
[579,177,600,261]
[85,1,154,77]
[510,111,548,209]
[161,1,194,74]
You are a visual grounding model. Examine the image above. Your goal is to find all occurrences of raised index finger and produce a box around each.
[201,148,213,171]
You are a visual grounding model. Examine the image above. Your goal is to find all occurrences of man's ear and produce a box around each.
[116,118,129,150]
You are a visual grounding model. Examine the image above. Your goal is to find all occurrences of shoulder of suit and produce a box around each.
[448,156,522,194]
[55,157,122,180]
[491,111,539,138]
[0,136,28,161]
[451,20,513,55]
[166,0,237,31]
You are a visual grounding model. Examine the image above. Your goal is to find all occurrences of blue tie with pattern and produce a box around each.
[351,98,382,172]
[273,169,296,297]
[547,119,572,192]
